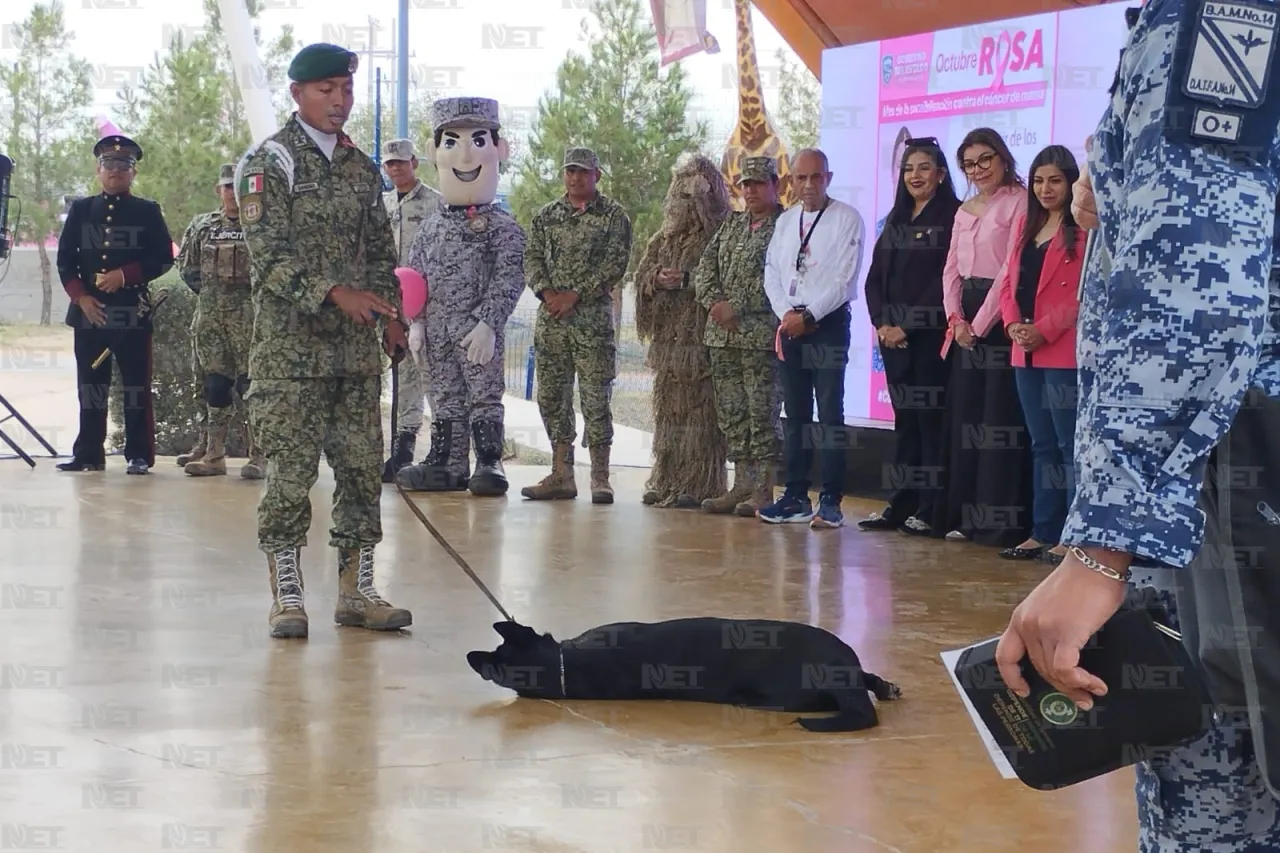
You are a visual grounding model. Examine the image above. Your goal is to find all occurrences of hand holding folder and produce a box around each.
[948,588,1214,790]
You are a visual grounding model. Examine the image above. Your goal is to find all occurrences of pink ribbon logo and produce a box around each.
[989,30,1013,91]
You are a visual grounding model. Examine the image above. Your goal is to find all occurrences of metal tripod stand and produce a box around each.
[0,391,57,467]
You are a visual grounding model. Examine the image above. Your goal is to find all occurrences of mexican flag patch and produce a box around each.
[245,173,263,194]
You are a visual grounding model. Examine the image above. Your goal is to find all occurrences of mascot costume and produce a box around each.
[397,97,526,497]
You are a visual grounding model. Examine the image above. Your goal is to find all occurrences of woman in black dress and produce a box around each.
[929,128,1035,548]
[857,137,961,534]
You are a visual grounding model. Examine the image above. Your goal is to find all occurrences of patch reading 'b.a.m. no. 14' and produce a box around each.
[1185,1,1277,112]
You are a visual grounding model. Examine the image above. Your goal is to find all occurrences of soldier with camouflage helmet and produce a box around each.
[379,137,442,482]
[175,163,264,480]
[397,96,527,498]
[235,42,412,640]
[522,146,632,504]
[695,155,784,517]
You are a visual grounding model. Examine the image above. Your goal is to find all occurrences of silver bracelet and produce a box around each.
[1069,546,1131,583]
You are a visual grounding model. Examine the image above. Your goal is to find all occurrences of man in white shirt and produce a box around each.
[758,148,865,529]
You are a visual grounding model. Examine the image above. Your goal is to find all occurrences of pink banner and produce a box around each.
[881,82,1049,121]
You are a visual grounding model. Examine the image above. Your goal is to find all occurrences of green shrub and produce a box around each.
[109,278,249,458]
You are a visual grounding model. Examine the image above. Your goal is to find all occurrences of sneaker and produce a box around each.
[757,492,815,524]
[810,495,845,529]
[900,516,932,535]
[945,529,967,542]
[857,509,897,531]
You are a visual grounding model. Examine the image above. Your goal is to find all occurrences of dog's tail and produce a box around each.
[794,672,902,733]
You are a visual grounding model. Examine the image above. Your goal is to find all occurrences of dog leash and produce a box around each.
[394,481,515,622]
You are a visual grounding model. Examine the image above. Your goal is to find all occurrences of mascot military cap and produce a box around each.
[94,134,143,164]
[288,42,359,83]
[431,97,500,132]
[218,163,236,186]
[738,156,777,184]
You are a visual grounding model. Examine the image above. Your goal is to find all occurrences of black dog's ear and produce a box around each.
[494,620,537,643]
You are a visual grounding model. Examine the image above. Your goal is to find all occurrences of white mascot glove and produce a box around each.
[461,320,496,366]
[408,319,425,354]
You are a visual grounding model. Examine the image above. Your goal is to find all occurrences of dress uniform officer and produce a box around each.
[379,137,442,482]
[56,134,174,475]
[236,42,411,640]
[995,2,1280,849]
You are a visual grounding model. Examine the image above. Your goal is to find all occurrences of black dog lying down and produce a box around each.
[467,618,901,732]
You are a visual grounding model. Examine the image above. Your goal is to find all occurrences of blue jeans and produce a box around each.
[1013,366,1077,544]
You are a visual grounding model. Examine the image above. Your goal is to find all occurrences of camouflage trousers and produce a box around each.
[534,308,617,448]
[195,295,254,429]
[708,345,781,462]
[394,319,432,434]
[246,377,383,552]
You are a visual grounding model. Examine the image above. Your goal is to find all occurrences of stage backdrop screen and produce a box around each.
[818,4,1132,427]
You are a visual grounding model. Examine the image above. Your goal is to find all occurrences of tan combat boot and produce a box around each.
[589,445,614,505]
[736,460,777,517]
[241,422,265,480]
[702,461,754,514]
[184,422,227,476]
[520,442,578,500]
[334,546,413,631]
[267,546,308,639]
[177,429,207,466]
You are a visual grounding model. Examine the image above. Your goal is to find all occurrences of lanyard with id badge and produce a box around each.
[790,199,831,299]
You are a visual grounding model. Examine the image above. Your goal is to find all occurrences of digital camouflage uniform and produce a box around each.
[175,163,264,480]
[176,213,212,468]
[235,42,412,640]
[380,137,442,481]
[521,146,633,505]
[694,156,784,517]
[1061,2,1280,849]
[397,97,526,498]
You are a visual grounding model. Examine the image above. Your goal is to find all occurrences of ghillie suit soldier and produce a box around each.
[634,153,732,508]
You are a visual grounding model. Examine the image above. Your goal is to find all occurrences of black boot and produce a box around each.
[395,420,470,492]
[468,419,509,497]
[381,430,417,484]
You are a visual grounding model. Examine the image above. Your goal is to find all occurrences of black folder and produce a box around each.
[952,589,1215,790]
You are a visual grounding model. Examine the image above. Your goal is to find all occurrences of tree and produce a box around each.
[774,47,820,153]
[343,87,441,188]
[509,0,709,313]
[111,0,296,235]
[0,1,99,325]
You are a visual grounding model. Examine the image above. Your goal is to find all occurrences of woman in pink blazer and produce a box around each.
[995,145,1086,563]
[929,128,1032,548]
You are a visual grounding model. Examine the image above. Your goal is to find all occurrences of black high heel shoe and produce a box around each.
[999,544,1047,561]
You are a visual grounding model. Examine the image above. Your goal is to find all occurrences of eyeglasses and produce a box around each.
[961,152,998,173]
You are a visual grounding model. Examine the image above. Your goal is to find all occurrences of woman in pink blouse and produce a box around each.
[927,128,1034,548]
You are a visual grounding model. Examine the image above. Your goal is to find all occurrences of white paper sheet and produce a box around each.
[940,641,1019,780]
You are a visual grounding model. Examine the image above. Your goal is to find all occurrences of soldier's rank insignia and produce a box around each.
[469,215,487,232]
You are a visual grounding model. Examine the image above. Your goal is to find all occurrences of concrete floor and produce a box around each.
[0,458,1140,852]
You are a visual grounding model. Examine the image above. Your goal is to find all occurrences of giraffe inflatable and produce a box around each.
[720,0,796,209]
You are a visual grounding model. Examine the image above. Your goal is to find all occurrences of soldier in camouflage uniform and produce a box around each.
[380,137,442,482]
[175,163,264,479]
[397,97,526,498]
[995,3,1280,849]
[235,42,412,640]
[695,156,784,517]
[521,146,632,505]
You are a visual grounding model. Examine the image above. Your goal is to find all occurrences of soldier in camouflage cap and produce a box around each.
[995,3,1280,849]
[398,96,526,498]
[235,41,412,640]
[379,137,443,482]
[695,155,783,517]
[521,145,632,504]
[174,163,264,481]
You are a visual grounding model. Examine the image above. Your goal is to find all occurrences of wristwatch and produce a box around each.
[801,308,816,326]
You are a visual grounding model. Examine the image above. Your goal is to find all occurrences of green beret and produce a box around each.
[288,43,359,83]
